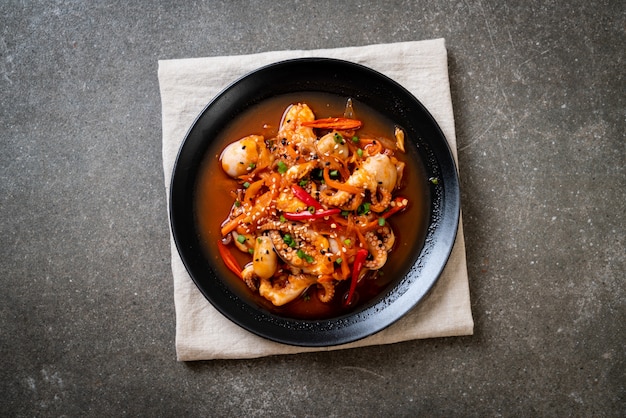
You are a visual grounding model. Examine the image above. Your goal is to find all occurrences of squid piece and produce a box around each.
[316,131,350,159]
[220,135,270,178]
[259,273,318,306]
[252,235,278,280]
[240,235,278,290]
[318,153,400,212]
[361,153,398,191]
[278,103,317,145]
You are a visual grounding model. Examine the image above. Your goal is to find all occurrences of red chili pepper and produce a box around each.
[382,196,409,219]
[283,208,341,221]
[291,184,323,211]
[346,248,369,305]
[216,240,242,279]
[302,117,362,130]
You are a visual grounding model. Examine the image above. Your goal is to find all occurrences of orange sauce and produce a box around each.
[195,92,429,319]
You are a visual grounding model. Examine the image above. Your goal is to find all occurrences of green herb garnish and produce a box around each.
[357,202,371,215]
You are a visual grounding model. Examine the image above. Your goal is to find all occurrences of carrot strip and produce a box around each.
[340,253,351,279]
[220,213,245,236]
[323,167,362,195]
[243,178,265,204]
[284,144,298,160]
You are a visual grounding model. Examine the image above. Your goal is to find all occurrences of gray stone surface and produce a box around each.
[1,0,623,416]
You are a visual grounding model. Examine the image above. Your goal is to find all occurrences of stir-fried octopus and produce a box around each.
[217,101,409,307]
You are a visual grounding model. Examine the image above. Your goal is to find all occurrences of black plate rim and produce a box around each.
[169,57,460,347]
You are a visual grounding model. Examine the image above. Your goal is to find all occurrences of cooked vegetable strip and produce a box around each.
[291,184,323,211]
[217,240,243,279]
[322,167,362,194]
[301,117,362,130]
[220,213,246,236]
[346,248,369,306]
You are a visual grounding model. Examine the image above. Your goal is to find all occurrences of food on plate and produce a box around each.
[214,100,411,310]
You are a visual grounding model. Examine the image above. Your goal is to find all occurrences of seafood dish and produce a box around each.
[204,97,419,316]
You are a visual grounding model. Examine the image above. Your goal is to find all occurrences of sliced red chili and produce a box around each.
[282,208,341,221]
[301,117,362,130]
[291,184,323,211]
[382,196,409,219]
[346,248,369,305]
[216,240,242,279]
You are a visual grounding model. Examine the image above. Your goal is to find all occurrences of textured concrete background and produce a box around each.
[1,1,624,416]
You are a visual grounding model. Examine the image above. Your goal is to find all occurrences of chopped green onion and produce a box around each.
[341,210,350,218]
[243,181,250,188]
[352,136,359,143]
[335,258,343,265]
[299,179,308,187]
[277,161,288,174]
[236,235,246,244]
[234,200,241,207]
[378,217,386,226]
[357,202,371,215]
[334,132,344,144]
[283,234,295,247]
[248,163,256,169]
[357,148,363,157]
[329,169,339,178]
[343,238,352,246]
[296,249,314,263]
[279,214,286,223]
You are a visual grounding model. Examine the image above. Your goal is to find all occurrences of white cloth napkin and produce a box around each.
[158,39,474,361]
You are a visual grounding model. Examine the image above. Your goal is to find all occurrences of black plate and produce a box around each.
[170,58,460,346]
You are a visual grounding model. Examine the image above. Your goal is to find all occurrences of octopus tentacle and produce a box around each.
[370,187,392,213]
[266,228,334,276]
[364,226,395,270]
[318,189,364,210]
[317,280,335,303]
